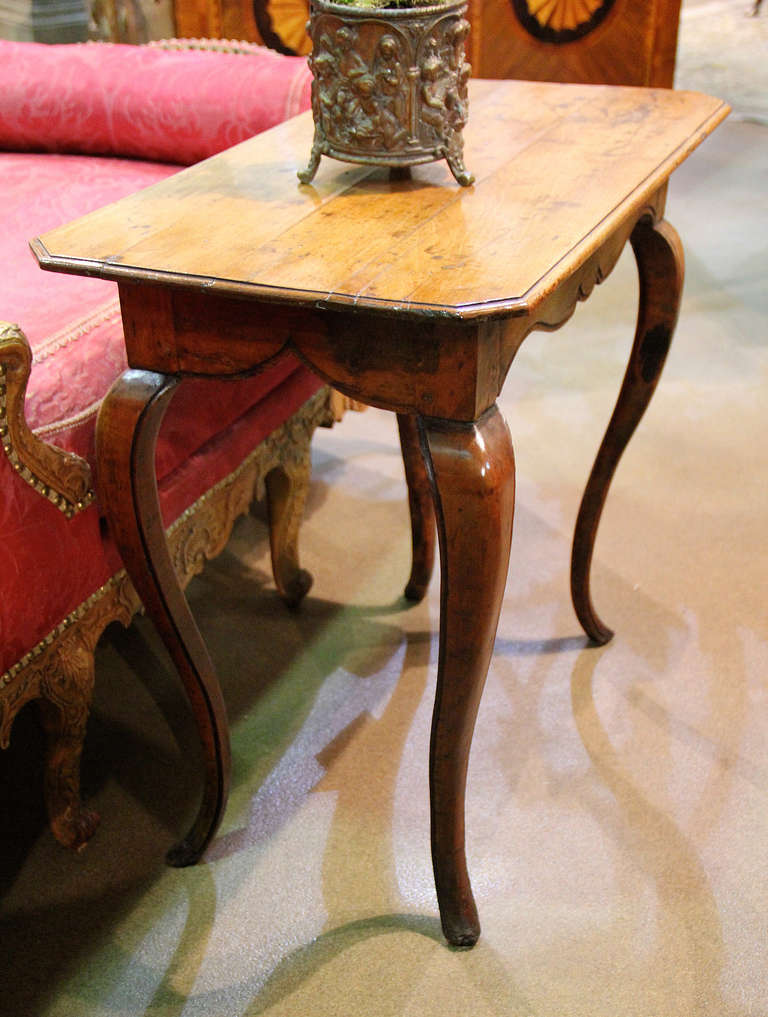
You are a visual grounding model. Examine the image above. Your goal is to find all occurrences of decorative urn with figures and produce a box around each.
[298,0,474,186]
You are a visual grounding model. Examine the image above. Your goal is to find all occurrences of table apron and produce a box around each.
[116,196,663,423]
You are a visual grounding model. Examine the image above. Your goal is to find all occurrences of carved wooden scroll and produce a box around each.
[0,322,94,518]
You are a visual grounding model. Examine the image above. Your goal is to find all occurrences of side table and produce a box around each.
[32,80,728,947]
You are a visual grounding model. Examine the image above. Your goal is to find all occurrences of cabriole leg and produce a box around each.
[37,637,99,850]
[420,405,515,946]
[571,218,684,644]
[397,413,436,602]
[96,370,231,866]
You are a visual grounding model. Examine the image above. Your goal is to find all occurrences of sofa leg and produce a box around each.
[265,453,313,609]
[36,635,100,851]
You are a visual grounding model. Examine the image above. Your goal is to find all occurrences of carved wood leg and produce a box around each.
[96,370,231,866]
[36,635,99,851]
[397,413,436,602]
[265,455,313,609]
[419,405,515,946]
[571,218,684,644]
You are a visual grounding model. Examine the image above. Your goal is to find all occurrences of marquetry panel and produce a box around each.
[467,0,682,86]
[173,0,681,85]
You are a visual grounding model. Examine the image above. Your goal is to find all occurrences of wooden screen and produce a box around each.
[466,0,682,86]
[173,0,681,86]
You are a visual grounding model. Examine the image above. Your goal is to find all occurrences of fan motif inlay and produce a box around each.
[511,0,616,42]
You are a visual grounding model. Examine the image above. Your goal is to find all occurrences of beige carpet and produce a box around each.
[676,0,768,122]
[2,14,767,1017]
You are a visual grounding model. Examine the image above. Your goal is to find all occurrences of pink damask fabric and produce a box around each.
[0,40,312,164]
[0,362,323,675]
[0,41,320,673]
[3,151,307,472]
[3,152,177,430]
[0,149,324,671]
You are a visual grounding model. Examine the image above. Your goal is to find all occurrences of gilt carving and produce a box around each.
[0,322,94,517]
[1,386,334,849]
[0,571,138,848]
[328,389,367,422]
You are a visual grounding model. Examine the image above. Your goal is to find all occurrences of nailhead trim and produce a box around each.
[0,363,95,518]
[0,571,128,689]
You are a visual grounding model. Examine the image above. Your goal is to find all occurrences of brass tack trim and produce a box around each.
[0,572,129,689]
[0,363,95,517]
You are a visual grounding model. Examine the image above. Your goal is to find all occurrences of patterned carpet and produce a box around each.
[676,0,768,122]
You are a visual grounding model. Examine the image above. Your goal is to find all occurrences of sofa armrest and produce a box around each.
[0,322,94,517]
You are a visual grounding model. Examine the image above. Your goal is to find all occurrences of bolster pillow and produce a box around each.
[0,39,312,165]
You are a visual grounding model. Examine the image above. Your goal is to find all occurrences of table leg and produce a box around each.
[419,405,515,946]
[265,457,314,609]
[96,370,231,866]
[571,218,684,644]
[397,413,436,602]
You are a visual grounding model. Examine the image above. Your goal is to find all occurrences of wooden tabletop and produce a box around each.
[33,79,728,322]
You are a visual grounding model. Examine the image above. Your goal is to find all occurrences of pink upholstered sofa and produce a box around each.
[0,39,333,850]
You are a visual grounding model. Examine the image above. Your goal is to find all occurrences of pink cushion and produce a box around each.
[0,364,323,676]
[0,44,321,675]
[0,154,323,672]
[1,151,318,479]
[0,40,311,165]
[3,152,178,430]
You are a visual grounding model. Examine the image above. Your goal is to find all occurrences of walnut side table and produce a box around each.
[33,80,728,947]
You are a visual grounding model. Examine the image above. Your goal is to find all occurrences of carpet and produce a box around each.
[0,14,766,1017]
[675,0,768,123]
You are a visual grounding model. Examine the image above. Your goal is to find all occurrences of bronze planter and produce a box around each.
[298,0,474,186]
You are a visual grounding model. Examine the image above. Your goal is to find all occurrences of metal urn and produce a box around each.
[298,0,474,186]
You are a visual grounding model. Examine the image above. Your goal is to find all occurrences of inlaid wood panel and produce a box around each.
[467,0,682,86]
[173,0,681,86]
[174,0,263,46]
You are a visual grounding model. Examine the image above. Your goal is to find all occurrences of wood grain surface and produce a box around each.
[466,0,682,86]
[33,80,727,321]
